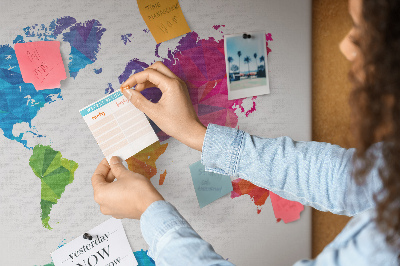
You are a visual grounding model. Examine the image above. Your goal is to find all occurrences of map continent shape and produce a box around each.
[29,144,78,229]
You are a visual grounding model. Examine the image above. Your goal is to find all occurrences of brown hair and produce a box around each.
[350,0,400,251]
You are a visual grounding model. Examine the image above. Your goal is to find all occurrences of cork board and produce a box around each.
[312,0,353,257]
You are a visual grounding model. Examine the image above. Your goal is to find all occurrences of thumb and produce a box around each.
[122,88,154,116]
[109,156,130,178]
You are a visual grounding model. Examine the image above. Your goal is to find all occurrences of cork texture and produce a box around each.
[312,0,353,257]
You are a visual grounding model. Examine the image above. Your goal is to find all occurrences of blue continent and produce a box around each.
[134,250,156,266]
[0,45,61,148]
[0,16,106,149]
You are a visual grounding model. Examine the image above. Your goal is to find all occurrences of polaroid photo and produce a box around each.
[224,31,270,100]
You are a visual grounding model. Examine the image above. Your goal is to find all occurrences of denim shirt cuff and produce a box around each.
[201,124,245,176]
[140,200,191,259]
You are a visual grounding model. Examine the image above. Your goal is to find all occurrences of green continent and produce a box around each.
[29,144,78,230]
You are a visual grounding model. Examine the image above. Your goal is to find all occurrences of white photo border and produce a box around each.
[224,31,270,100]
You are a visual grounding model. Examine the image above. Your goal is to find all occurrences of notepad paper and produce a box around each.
[51,218,138,266]
[189,160,233,208]
[137,0,191,44]
[80,91,158,162]
[14,41,67,90]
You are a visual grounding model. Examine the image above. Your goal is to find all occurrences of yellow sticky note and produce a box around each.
[137,0,191,44]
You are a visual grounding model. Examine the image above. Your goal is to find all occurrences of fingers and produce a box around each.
[134,61,177,92]
[99,206,110,215]
[135,81,155,92]
[120,68,172,93]
[121,88,157,116]
[109,156,130,178]
[105,169,116,183]
[91,159,111,189]
[147,61,179,79]
[130,60,180,92]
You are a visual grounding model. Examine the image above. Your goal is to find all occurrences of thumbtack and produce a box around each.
[83,233,93,240]
[242,33,251,39]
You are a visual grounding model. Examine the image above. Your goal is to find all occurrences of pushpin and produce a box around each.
[242,33,251,39]
[83,233,93,240]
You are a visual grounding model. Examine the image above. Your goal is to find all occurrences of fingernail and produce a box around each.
[124,89,133,100]
[110,156,122,165]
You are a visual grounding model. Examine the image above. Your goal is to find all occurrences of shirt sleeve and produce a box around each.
[201,124,383,216]
[293,210,399,266]
[140,200,235,266]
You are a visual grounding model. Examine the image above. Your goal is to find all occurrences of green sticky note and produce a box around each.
[189,160,233,208]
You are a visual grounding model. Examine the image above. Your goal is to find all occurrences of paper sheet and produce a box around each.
[224,31,270,100]
[137,0,191,43]
[79,91,158,162]
[189,160,233,208]
[270,192,304,223]
[51,218,137,266]
[14,41,67,90]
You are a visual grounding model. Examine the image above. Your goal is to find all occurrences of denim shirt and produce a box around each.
[140,124,399,265]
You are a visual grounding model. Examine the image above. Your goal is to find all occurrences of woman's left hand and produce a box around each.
[91,157,164,219]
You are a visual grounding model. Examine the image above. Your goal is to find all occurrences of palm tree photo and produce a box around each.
[228,56,233,73]
[260,55,265,68]
[244,56,251,77]
[225,32,268,93]
[237,51,242,76]
[253,53,257,72]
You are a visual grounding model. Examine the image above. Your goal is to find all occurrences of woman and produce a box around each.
[91,0,400,264]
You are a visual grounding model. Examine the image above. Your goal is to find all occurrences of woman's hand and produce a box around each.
[91,157,164,220]
[120,61,206,151]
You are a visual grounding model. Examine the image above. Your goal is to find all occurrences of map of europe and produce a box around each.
[0,16,303,265]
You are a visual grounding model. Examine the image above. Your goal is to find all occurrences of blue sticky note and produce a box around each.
[189,160,233,208]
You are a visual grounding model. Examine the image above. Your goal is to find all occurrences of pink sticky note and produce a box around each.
[270,192,304,223]
[14,41,67,90]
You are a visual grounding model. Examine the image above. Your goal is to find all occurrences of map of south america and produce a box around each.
[29,144,78,229]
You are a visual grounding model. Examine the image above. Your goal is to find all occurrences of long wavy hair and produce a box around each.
[350,0,400,252]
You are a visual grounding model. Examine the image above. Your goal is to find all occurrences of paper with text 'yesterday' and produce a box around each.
[189,160,233,208]
[14,41,67,90]
[51,218,137,266]
[80,91,158,162]
[137,0,191,43]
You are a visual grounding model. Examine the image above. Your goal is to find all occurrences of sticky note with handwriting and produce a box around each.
[189,160,233,208]
[137,0,191,44]
[51,218,138,266]
[14,41,67,90]
[79,91,158,162]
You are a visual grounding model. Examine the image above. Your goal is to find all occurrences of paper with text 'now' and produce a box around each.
[137,0,191,43]
[79,91,158,162]
[51,218,138,266]
[14,41,67,90]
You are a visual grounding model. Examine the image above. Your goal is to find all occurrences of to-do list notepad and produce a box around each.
[80,91,158,162]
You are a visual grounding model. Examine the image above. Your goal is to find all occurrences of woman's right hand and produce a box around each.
[120,61,206,151]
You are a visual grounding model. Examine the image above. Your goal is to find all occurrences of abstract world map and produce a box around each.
[0,16,303,265]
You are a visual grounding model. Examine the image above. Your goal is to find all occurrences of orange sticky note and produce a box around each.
[14,41,67,90]
[137,0,191,44]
